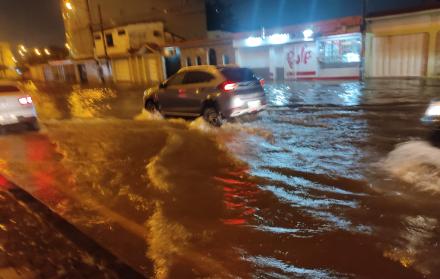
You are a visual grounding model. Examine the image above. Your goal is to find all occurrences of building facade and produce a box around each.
[233,17,362,80]
[0,42,17,79]
[365,8,440,78]
[61,0,207,60]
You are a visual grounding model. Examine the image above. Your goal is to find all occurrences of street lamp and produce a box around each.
[34,48,42,56]
[65,1,73,10]
[303,29,314,41]
[44,48,51,55]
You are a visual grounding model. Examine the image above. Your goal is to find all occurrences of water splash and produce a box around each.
[383,141,440,193]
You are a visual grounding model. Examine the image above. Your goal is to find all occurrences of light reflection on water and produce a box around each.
[1,80,439,278]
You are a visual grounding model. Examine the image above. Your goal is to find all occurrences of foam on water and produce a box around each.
[383,141,440,193]
[133,109,164,121]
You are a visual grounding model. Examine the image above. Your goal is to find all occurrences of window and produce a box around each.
[183,71,214,84]
[0,85,20,93]
[166,72,186,86]
[220,68,257,82]
[94,35,101,40]
[196,56,202,65]
[318,36,361,67]
[105,33,114,47]
[222,55,230,65]
[153,30,162,37]
[117,30,126,36]
[186,57,192,67]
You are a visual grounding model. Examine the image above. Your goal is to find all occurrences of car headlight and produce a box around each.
[426,103,440,116]
[232,96,245,108]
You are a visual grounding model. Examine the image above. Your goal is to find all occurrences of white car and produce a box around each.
[0,81,39,132]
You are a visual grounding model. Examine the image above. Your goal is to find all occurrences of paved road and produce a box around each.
[0,80,439,278]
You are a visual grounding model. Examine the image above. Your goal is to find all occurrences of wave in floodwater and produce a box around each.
[383,141,440,193]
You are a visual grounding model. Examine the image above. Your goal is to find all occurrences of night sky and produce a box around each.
[0,0,427,48]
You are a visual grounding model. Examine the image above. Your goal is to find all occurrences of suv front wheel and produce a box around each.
[203,107,223,127]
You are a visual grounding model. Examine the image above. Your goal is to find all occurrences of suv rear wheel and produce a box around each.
[203,107,223,127]
[145,100,157,113]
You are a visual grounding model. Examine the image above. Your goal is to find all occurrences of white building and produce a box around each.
[233,17,363,81]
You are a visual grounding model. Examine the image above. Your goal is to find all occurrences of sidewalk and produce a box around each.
[0,176,141,278]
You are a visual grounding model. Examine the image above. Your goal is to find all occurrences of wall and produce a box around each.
[0,42,17,79]
[62,0,94,59]
[180,44,236,67]
[90,0,206,39]
[94,22,165,57]
[111,54,164,84]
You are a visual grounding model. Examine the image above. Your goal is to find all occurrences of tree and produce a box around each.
[205,0,236,31]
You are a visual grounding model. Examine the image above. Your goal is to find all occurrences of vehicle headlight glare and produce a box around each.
[426,104,440,116]
[232,96,245,108]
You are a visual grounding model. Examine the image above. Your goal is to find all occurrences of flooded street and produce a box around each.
[1,80,439,278]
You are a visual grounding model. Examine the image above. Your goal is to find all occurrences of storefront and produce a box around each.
[365,8,440,78]
[233,16,362,80]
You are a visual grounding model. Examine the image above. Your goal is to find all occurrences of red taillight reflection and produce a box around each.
[18,96,32,105]
[259,79,265,87]
[219,81,238,93]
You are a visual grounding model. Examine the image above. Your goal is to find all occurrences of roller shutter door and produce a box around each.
[371,33,428,77]
[113,58,131,82]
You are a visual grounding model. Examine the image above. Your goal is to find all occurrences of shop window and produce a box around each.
[186,57,192,67]
[117,30,126,36]
[222,55,230,65]
[94,35,101,40]
[153,30,162,37]
[196,56,202,65]
[105,33,114,47]
[318,36,361,68]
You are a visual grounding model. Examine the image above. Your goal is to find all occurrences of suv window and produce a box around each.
[0,85,20,93]
[166,72,185,86]
[183,71,214,84]
[220,68,257,82]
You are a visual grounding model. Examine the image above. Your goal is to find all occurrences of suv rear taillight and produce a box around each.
[18,96,33,105]
[219,81,238,93]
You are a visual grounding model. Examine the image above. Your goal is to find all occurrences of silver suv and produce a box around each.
[143,66,266,126]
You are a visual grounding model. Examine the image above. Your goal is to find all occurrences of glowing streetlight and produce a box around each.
[19,45,27,53]
[65,1,73,10]
[65,43,71,50]
[12,56,17,63]
[18,50,25,57]
[303,29,314,41]
[34,48,42,56]
[44,48,51,55]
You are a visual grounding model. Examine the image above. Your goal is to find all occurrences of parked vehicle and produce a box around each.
[421,99,440,129]
[0,81,39,132]
[143,66,266,126]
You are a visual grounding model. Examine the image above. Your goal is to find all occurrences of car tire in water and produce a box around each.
[203,107,223,127]
[145,100,157,113]
[27,120,40,132]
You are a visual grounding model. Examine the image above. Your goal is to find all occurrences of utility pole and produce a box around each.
[85,0,94,47]
[98,3,110,82]
[360,0,368,81]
